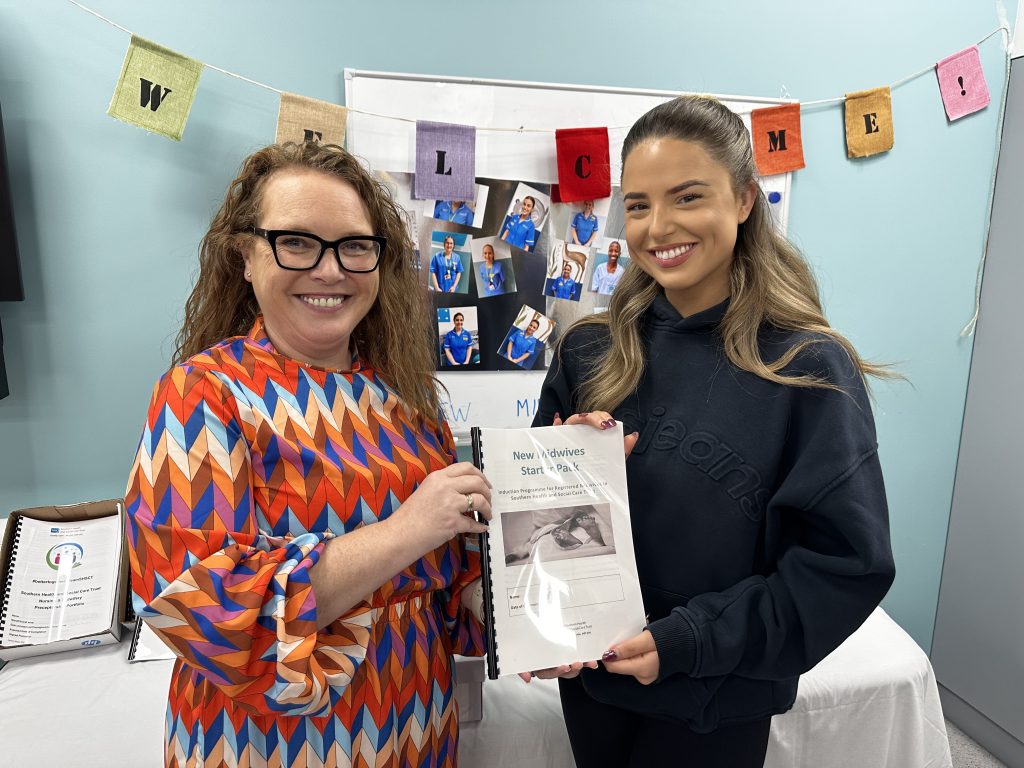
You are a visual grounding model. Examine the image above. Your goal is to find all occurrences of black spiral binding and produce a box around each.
[470,426,500,680]
[127,617,144,662]
[0,515,24,637]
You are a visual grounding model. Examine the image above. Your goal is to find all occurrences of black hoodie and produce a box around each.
[534,294,895,732]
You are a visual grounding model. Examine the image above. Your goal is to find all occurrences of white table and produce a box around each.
[0,607,951,767]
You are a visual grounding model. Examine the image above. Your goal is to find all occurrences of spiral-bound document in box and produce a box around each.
[471,423,646,678]
[0,512,122,652]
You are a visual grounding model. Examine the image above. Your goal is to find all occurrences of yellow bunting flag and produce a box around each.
[844,87,894,158]
[107,36,202,141]
[750,104,805,177]
[275,93,348,146]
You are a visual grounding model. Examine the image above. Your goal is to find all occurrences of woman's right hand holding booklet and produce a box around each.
[518,411,640,683]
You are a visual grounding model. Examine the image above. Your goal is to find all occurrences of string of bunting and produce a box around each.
[72,0,1011,333]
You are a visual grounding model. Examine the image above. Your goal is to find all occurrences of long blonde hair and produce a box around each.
[175,142,441,423]
[567,96,891,412]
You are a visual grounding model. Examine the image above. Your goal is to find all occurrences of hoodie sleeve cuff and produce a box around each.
[646,610,698,681]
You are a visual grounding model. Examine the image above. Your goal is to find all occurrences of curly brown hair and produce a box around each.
[175,142,441,423]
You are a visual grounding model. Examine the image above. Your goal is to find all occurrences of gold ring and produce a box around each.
[465,493,475,514]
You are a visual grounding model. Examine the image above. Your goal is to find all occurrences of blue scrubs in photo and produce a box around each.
[430,252,462,292]
[549,276,577,299]
[507,329,538,363]
[433,200,453,220]
[479,262,505,297]
[443,328,473,365]
[451,203,474,226]
[501,215,536,251]
[571,212,599,244]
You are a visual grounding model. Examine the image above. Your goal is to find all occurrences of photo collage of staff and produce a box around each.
[375,172,630,372]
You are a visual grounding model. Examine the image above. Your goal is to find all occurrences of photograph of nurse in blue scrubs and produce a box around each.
[498,305,554,369]
[498,183,550,253]
[437,306,480,367]
[471,237,517,298]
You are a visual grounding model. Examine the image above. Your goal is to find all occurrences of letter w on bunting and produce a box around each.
[555,127,610,202]
[276,93,348,146]
[413,121,476,200]
[751,103,805,176]
[107,36,203,141]
[844,87,894,158]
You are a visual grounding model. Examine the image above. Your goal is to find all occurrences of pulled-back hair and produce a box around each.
[175,141,441,423]
[568,95,890,412]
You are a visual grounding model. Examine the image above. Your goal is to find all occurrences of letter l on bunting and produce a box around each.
[555,127,611,202]
[413,121,476,200]
[751,103,805,176]
[107,36,203,141]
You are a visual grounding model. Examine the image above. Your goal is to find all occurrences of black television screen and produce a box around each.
[0,101,24,302]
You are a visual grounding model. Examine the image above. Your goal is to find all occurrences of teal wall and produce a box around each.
[0,0,1014,652]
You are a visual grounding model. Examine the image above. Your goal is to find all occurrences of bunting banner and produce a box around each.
[413,120,476,200]
[554,127,611,202]
[844,87,894,158]
[936,46,991,121]
[107,36,202,141]
[750,103,805,176]
[275,93,348,146]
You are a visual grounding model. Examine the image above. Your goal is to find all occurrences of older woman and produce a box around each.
[125,142,491,767]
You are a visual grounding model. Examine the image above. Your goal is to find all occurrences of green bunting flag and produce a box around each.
[107,36,203,141]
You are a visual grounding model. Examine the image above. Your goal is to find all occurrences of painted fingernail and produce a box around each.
[601,419,616,429]
[602,650,618,661]
[554,412,561,422]
[578,412,589,418]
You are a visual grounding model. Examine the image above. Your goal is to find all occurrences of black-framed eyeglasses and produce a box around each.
[252,228,385,273]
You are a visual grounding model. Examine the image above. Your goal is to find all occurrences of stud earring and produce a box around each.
[244,269,251,279]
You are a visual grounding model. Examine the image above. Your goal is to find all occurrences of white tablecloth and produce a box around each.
[0,608,950,767]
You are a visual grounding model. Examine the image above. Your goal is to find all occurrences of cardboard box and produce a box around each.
[0,499,129,661]
[454,654,485,722]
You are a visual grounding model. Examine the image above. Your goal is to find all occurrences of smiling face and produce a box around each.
[607,240,621,269]
[621,138,754,317]
[482,243,495,264]
[242,168,379,370]
[453,313,464,331]
[525,319,539,336]
[582,200,594,216]
[520,196,535,218]
[443,236,455,255]
[561,262,572,279]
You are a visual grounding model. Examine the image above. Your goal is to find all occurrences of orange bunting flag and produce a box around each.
[275,93,348,146]
[750,104,805,176]
[844,87,894,158]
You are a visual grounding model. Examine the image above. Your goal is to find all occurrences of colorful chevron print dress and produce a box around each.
[125,318,484,767]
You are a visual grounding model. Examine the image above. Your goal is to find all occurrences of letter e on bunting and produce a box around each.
[555,127,611,202]
[107,36,202,141]
[276,93,348,146]
[413,121,475,200]
[750,104,805,176]
[844,87,894,158]
[936,46,990,121]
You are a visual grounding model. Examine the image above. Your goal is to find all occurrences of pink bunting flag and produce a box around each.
[936,46,990,121]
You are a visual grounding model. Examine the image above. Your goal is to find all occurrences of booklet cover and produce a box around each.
[472,423,646,678]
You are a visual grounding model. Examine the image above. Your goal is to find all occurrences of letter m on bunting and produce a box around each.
[108,36,203,141]
[751,103,805,176]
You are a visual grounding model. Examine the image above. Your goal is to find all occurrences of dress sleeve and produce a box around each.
[125,365,368,718]
[647,343,896,682]
[434,419,486,657]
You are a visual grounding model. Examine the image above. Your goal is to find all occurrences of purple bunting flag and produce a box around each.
[413,121,476,200]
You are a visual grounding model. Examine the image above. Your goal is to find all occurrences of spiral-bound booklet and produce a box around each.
[471,423,646,678]
[0,509,122,654]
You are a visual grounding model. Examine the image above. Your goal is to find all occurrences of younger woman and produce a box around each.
[535,95,895,767]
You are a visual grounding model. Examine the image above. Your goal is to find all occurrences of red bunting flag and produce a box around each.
[555,127,611,202]
[750,104,805,176]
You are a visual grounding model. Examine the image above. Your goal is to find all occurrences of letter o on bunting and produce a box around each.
[555,127,610,202]
[751,104,805,176]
